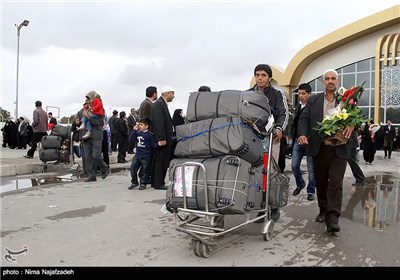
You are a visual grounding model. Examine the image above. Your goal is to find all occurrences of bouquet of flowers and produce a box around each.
[314,81,368,146]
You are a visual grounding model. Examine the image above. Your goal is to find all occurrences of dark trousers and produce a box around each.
[313,145,347,226]
[384,140,394,158]
[347,147,365,184]
[83,138,108,179]
[130,155,151,185]
[27,132,47,157]
[101,130,110,167]
[111,133,118,151]
[117,135,128,161]
[152,145,171,188]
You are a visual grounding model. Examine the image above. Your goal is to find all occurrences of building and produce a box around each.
[252,5,400,124]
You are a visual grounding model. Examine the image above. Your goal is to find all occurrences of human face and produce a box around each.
[323,71,339,93]
[138,122,149,131]
[255,70,271,89]
[166,91,175,102]
[298,90,310,103]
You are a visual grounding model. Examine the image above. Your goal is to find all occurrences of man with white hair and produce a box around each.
[297,69,355,234]
[151,86,175,190]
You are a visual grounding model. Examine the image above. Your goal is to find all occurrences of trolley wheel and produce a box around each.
[192,240,213,258]
[39,165,47,173]
[262,220,274,241]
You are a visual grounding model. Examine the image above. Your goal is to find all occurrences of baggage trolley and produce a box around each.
[172,130,276,258]
[38,131,80,173]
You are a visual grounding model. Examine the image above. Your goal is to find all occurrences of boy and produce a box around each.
[128,118,165,190]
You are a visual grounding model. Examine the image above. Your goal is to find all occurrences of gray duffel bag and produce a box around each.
[174,116,263,166]
[186,90,271,131]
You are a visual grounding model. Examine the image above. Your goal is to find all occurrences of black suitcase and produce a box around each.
[165,156,264,215]
[186,90,271,131]
[51,125,72,140]
[41,135,63,149]
[39,148,60,162]
[174,116,263,165]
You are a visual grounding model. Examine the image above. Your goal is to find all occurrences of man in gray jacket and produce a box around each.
[82,91,109,182]
[24,101,48,159]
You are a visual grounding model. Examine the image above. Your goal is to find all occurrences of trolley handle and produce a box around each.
[181,162,208,212]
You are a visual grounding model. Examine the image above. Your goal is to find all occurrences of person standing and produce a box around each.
[383,119,396,159]
[138,86,158,122]
[249,64,290,222]
[81,91,109,182]
[47,112,57,131]
[17,117,28,149]
[116,111,128,163]
[171,108,185,160]
[291,83,316,201]
[109,110,119,152]
[348,130,366,186]
[362,120,377,165]
[298,69,355,234]
[127,108,138,154]
[24,101,48,159]
[151,86,175,190]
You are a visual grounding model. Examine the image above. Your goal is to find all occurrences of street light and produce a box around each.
[15,19,29,120]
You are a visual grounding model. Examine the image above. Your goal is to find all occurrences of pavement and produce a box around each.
[1,146,399,267]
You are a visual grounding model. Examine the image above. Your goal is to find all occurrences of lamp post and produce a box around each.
[15,20,29,120]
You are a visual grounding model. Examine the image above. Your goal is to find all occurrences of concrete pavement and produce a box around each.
[1,146,399,267]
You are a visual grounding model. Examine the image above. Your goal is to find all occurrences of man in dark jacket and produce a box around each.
[81,91,109,182]
[151,86,175,190]
[297,69,355,234]
[24,101,48,159]
[249,64,290,222]
[109,110,119,151]
[127,108,138,154]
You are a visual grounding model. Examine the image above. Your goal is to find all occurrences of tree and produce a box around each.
[0,107,11,121]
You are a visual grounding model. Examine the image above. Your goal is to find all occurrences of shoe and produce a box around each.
[23,155,33,159]
[82,131,91,140]
[117,160,127,163]
[76,123,85,131]
[271,208,280,222]
[84,177,97,182]
[292,187,302,196]
[388,156,391,159]
[101,168,108,179]
[128,184,138,190]
[138,185,146,190]
[384,155,387,159]
[315,212,325,223]
[154,185,168,190]
[327,223,340,233]
[307,194,315,201]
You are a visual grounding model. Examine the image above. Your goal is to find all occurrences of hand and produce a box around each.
[273,129,283,141]
[82,110,89,119]
[342,126,354,139]
[297,135,308,145]
[158,140,166,146]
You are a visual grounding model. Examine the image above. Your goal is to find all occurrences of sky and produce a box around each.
[1,0,399,121]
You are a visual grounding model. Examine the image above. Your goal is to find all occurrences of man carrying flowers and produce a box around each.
[297,69,363,234]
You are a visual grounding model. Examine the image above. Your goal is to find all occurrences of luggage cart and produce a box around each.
[38,131,80,173]
[172,129,275,258]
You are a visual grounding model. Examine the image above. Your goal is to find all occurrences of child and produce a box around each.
[128,118,164,190]
[77,91,105,140]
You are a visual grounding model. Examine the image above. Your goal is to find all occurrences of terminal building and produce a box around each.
[254,5,399,125]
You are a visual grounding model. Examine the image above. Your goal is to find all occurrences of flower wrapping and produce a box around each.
[314,81,368,146]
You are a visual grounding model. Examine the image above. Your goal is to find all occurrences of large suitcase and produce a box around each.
[51,125,72,140]
[165,156,264,215]
[41,135,63,149]
[174,116,263,165]
[39,148,60,162]
[186,90,271,130]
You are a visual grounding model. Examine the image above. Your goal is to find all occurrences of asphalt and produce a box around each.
[1,146,399,267]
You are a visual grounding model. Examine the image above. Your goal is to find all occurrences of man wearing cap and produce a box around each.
[249,64,290,222]
[151,86,175,190]
[24,101,48,159]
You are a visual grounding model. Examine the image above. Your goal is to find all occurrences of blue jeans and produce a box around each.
[130,154,151,185]
[81,113,100,132]
[291,142,316,194]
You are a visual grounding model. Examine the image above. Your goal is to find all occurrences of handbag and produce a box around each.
[268,157,290,207]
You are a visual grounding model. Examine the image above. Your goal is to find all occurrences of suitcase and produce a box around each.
[41,135,63,149]
[186,90,271,131]
[51,125,72,140]
[165,156,264,215]
[174,116,263,165]
[39,148,60,162]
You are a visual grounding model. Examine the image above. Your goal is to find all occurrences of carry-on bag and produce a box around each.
[39,148,60,162]
[186,90,271,130]
[174,116,263,165]
[165,156,264,215]
[51,125,72,140]
[41,135,63,149]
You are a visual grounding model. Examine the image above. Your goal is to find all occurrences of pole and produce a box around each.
[15,28,20,120]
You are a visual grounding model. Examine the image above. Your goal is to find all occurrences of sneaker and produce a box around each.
[307,193,315,201]
[271,208,280,222]
[76,123,85,131]
[23,155,33,159]
[128,184,138,190]
[138,185,146,190]
[82,131,91,140]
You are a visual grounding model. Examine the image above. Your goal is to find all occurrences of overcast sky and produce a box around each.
[1,0,399,121]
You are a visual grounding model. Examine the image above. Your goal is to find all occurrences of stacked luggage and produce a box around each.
[166,90,272,214]
[39,125,72,164]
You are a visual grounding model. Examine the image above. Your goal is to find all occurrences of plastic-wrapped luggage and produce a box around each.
[41,135,64,149]
[174,116,263,166]
[186,90,271,130]
[165,156,264,215]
